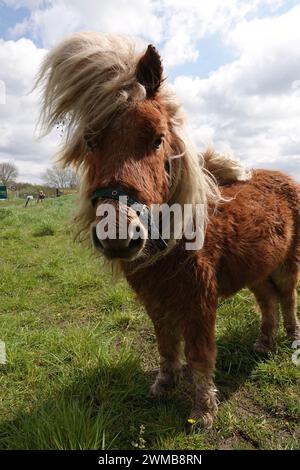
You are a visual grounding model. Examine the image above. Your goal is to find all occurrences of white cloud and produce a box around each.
[6,0,288,60]
[8,0,163,48]
[9,3,82,48]
[0,38,57,182]
[173,3,300,180]
[156,0,287,67]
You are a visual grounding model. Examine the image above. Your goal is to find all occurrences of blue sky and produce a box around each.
[0,3,28,36]
[0,1,45,50]
[0,0,300,182]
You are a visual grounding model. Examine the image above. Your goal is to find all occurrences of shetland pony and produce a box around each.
[36,32,300,429]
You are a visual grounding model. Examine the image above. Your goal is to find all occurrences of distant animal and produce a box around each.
[25,195,34,208]
[36,32,300,429]
[37,190,45,203]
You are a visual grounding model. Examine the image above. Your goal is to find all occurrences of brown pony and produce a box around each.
[36,32,300,429]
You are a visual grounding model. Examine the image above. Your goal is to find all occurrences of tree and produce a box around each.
[0,162,18,186]
[68,169,80,189]
[43,165,79,189]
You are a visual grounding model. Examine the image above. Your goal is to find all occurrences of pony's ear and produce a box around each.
[136,45,163,98]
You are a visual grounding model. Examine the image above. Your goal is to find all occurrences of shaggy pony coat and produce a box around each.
[37,32,300,429]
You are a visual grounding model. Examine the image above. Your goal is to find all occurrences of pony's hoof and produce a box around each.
[185,412,215,433]
[149,380,174,398]
[287,328,300,342]
[254,338,273,354]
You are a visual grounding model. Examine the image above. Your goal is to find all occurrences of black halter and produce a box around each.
[91,187,168,251]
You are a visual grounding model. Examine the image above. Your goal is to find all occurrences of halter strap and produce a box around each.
[91,187,138,208]
[91,187,168,251]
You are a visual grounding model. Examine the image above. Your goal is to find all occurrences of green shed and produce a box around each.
[0,185,7,200]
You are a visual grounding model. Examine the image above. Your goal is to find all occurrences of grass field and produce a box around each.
[0,196,299,450]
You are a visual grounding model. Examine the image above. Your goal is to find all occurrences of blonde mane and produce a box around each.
[36,31,250,252]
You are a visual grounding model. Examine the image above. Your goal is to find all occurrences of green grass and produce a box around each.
[0,196,299,450]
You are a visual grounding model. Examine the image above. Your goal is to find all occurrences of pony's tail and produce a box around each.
[201,148,251,185]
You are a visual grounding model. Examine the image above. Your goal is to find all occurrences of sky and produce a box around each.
[0,0,300,183]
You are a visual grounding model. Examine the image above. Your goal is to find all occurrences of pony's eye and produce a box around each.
[84,134,98,152]
[86,140,95,151]
[153,135,164,149]
[84,136,94,151]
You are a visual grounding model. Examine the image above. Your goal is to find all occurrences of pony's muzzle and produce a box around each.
[91,216,147,261]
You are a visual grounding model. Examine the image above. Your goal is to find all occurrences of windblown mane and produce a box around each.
[36,31,250,246]
[201,148,250,185]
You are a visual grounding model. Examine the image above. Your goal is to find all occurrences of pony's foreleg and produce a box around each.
[183,306,218,430]
[150,320,184,397]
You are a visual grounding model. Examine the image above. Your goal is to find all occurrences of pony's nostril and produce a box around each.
[92,222,145,259]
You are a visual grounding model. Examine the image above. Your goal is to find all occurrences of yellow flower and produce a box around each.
[187,418,196,425]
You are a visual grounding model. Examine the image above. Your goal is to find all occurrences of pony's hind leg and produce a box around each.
[250,279,280,353]
[271,267,300,341]
[150,320,184,397]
